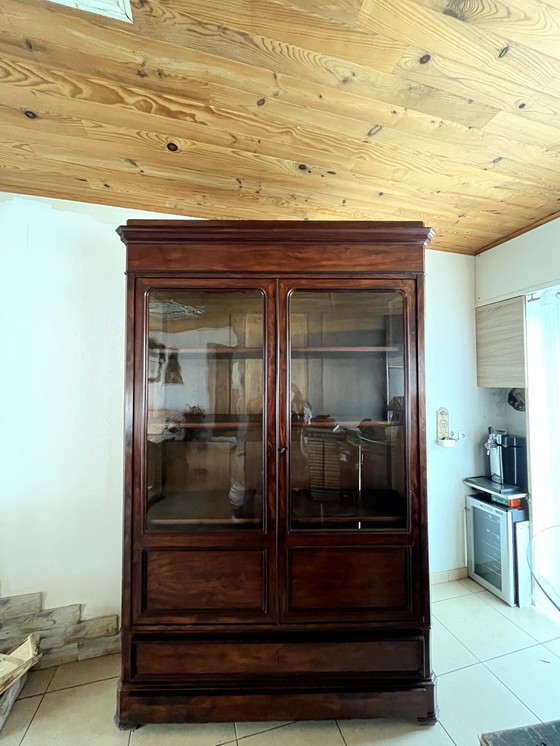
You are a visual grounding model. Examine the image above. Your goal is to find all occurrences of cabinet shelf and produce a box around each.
[172,421,260,430]
[291,420,391,428]
[291,489,405,528]
[161,346,262,354]
[148,413,262,431]
[291,515,401,525]
[293,346,398,353]
[159,346,398,355]
[147,491,263,531]
[150,517,260,525]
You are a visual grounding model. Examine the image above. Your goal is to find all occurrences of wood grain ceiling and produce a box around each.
[1,0,560,253]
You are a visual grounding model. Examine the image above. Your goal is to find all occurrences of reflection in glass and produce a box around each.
[146,290,265,531]
[289,291,406,530]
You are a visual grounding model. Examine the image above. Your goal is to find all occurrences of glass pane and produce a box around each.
[146,290,265,531]
[289,290,406,530]
[473,507,502,590]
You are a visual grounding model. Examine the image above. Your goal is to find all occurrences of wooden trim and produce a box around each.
[475,209,560,255]
[119,220,434,246]
[121,221,430,274]
[415,275,430,629]
[121,273,135,642]
[116,677,437,726]
[126,244,427,274]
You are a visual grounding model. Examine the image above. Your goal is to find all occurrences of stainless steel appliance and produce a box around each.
[465,494,530,606]
[484,428,528,492]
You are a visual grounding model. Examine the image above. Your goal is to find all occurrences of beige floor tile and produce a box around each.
[19,669,56,699]
[48,654,121,691]
[485,645,560,722]
[433,593,536,660]
[21,678,127,746]
[430,581,471,603]
[544,636,560,658]
[130,722,236,745]
[239,720,344,745]
[337,719,454,745]
[236,721,291,739]
[437,663,539,746]
[0,696,41,746]
[431,618,478,675]
[477,591,560,643]
[457,577,485,594]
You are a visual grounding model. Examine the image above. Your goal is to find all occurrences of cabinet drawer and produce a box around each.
[132,638,425,679]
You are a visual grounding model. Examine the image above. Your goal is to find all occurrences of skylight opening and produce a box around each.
[46,0,132,23]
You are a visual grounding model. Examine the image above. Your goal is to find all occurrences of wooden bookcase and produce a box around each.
[116,220,436,727]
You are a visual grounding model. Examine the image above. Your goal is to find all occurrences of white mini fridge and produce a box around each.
[465,494,531,607]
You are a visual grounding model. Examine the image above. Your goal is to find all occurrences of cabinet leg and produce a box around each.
[114,714,141,731]
[417,705,439,726]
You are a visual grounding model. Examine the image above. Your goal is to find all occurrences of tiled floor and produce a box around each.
[2,579,560,746]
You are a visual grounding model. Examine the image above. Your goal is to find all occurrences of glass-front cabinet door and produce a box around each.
[279,279,418,624]
[133,279,276,625]
[143,286,268,532]
[287,286,409,531]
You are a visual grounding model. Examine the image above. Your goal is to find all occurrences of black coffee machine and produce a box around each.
[484,427,528,492]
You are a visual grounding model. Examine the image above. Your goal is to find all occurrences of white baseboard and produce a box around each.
[430,568,468,585]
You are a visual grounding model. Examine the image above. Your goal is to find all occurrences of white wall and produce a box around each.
[0,192,489,616]
[0,193,188,618]
[476,218,560,305]
[425,251,498,573]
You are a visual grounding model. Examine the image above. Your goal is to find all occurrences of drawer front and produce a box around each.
[132,638,425,679]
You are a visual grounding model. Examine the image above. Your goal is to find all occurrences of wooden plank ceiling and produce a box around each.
[1,0,560,253]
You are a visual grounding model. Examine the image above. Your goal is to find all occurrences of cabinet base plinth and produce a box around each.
[116,678,437,727]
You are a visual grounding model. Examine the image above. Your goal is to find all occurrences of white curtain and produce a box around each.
[526,287,560,612]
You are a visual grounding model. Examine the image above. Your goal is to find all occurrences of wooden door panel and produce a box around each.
[129,276,278,626]
[141,549,268,621]
[285,547,411,621]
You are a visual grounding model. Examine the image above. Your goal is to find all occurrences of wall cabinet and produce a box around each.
[116,220,435,727]
[476,296,526,388]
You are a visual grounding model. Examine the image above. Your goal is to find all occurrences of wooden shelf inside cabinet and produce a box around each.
[146,491,263,530]
[148,413,262,427]
[150,517,261,525]
[291,420,392,428]
[170,421,261,430]
[293,346,399,353]
[291,490,405,522]
[291,515,402,526]
[159,346,399,355]
[292,420,359,429]
[161,346,262,355]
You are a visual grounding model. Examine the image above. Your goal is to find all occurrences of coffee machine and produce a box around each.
[484,427,528,493]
